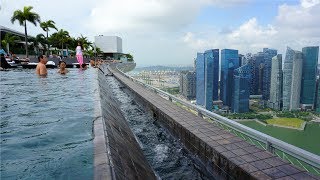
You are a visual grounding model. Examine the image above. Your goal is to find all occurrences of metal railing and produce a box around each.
[112,64,320,175]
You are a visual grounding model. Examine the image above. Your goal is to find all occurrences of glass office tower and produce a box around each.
[232,64,251,113]
[283,47,295,110]
[196,53,205,106]
[269,54,283,110]
[221,49,239,108]
[300,46,319,109]
[262,48,277,101]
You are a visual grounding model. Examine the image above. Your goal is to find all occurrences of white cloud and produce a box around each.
[1,0,317,65]
[182,0,320,59]
[0,0,94,38]
[86,0,201,34]
[203,0,251,7]
[0,0,251,65]
[274,0,320,53]
[301,0,320,8]
[182,18,277,54]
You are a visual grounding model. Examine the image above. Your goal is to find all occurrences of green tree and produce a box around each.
[40,20,58,55]
[96,47,103,56]
[49,29,71,56]
[56,29,70,50]
[122,53,134,62]
[1,33,20,53]
[11,6,41,57]
[29,33,47,56]
[77,34,92,51]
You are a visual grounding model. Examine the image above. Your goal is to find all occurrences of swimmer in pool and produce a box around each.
[35,55,48,76]
[57,61,69,74]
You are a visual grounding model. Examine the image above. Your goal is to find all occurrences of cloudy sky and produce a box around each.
[0,0,319,66]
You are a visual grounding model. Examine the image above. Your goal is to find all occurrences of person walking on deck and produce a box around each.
[76,42,83,69]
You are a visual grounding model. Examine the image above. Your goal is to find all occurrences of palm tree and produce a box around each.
[77,34,92,51]
[29,33,47,55]
[11,6,40,58]
[55,29,70,56]
[1,33,20,53]
[40,20,58,55]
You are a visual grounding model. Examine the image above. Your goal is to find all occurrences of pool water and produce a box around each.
[1,68,95,179]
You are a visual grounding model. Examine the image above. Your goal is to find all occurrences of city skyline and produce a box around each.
[0,0,319,66]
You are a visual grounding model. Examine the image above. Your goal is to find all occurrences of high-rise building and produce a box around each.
[262,48,277,101]
[179,71,196,100]
[196,50,219,110]
[239,54,245,66]
[283,48,303,111]
[316,78,320,113]
[290,51,303,110]
[204,50,214,110]
[247,52,264,95]
[300,46,319,110]
[196,53,205,106]
[232,64,251,113]
[269,54,282,110]
[204,49,219,102]
[283,47,295,110]
[221,49,239,107]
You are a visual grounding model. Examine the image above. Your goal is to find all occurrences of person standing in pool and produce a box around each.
[36,55,48,76]
[75,42,83,69]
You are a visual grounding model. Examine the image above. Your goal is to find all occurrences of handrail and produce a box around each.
[112,64,320,171]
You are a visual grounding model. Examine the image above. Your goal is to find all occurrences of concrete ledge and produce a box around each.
[96,65,156,180]
[93,69,114,180]
[108,64,318,180]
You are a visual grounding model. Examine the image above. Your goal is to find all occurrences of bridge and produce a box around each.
[94,63,320,179]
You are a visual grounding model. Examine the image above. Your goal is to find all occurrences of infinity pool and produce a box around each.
[1,68,95,179]
[103,74,217,179]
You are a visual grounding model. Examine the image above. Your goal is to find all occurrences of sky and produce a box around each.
[0,0,319,66]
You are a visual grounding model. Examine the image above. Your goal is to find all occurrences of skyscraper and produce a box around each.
[300,46,319,109]
[269,54,282,110]
[316,79,320,113]
[179,71,196,100]
[232,64,251,113]
[283,47,303,111]
[262,48,277,101]
[204,49,219,101]
[283,47,295,110]
[221,49,239,107]
[290,51,303,110]
[196,53,205,106]
[196,50,219,110]
[247,52,264,95]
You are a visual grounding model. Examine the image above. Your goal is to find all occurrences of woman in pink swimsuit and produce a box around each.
[75,42,83,69]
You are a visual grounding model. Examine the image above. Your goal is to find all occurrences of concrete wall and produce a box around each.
[96,65,156,180]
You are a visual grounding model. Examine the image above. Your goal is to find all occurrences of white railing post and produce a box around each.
[266,141,275,154]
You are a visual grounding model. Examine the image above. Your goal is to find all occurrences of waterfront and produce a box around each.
[0,68,95,179]
[240,121,320,155]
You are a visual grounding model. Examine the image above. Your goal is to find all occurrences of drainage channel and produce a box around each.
[104,75,221,179]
